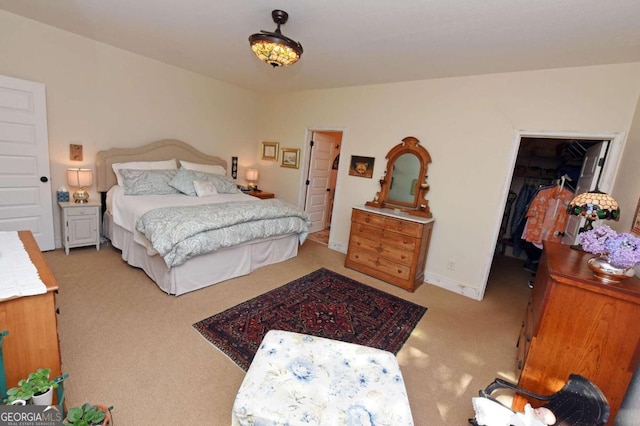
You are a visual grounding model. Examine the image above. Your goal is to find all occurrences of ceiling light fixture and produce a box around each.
[249,10,303,68]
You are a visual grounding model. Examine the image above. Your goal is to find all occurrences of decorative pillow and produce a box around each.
[193,180,219,197]
[120,169,180,195]
[112,159,177,187]
[206,174,240,194]
[168,168,200,196]
[169,168,240,195]
[179,160,226,176]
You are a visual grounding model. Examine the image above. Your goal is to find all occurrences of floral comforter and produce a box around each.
[136,199,311,267]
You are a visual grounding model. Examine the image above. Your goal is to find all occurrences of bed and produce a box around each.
[96,139,310,295]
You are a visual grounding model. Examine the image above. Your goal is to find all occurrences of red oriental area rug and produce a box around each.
[193,268,427,371]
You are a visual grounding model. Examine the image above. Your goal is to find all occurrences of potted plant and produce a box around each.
[4,368,59,405]
[64,403,112,425]
[4,381,34,405]
[28,368,59,405]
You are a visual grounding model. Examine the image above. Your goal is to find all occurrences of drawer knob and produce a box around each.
[365,217,370,223]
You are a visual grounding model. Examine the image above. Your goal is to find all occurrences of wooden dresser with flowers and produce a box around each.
[514,241,640,423]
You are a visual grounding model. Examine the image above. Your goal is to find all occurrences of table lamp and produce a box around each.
[67,168,93,203]
[245,169,259,190]
[567,189,620,233]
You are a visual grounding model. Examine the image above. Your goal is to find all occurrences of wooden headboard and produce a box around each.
[95,139,227,192]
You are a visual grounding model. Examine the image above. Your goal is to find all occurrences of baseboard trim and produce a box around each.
[423,272,482,300]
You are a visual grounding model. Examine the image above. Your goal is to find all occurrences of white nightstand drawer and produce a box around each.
[66,206,98,216]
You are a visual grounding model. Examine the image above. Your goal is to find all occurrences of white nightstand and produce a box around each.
[59,201,101,255]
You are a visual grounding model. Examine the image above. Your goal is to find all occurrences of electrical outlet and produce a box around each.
[447,259,456,270]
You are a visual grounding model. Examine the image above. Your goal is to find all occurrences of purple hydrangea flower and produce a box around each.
[579,225,616,254]
[605,233,640,269]
[579,225,640,269]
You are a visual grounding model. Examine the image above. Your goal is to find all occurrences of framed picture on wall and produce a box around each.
[348,155,375,178]
[261,142,279,161]
[632,197,640,236]
[281,148,300,169]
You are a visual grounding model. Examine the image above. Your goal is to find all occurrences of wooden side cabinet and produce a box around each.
[0,231,62,392]
[345,205,434,292]
[59,201,101,255]
[248,190,274,199]
[514,241,640,424]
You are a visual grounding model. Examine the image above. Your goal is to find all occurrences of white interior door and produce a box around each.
[305,132,335,234]
[0,75,55,250]
[562,142,608,245]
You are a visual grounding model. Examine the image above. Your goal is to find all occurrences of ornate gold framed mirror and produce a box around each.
[366,136,432,218]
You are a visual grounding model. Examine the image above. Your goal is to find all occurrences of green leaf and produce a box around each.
[67,407,83,422]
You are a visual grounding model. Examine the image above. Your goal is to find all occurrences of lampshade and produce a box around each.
[249,10,303,68]
[67,168,93,203]
[245,168,258,190]
[567,189,620,232]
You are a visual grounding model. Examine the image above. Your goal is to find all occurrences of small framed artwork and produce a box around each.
[348,155,375,178]
[261,142,279,161]
[281,148,300,169]
[70,144,83,161]
[632,197,640,236]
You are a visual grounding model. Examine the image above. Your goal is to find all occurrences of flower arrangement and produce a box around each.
[579,225,640,269]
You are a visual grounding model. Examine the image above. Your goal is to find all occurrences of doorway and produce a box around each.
[483,130,626,297]
[301,130,343,245]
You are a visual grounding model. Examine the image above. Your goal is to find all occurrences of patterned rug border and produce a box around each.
[193,268,427,370]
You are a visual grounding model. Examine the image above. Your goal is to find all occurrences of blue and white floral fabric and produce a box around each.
[232,330,414,426]
[136,199,310,267]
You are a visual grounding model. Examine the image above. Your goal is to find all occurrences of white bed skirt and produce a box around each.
[103,212,299,295]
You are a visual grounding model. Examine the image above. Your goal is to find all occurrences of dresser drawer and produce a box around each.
[384,217,422,237]
[352,209,385,228]
[66,206,98,216]
[347,246,411,281]
[351,223,385,240]
[383,230,417,251]
[350,235,415,266]
[351,223,416,251]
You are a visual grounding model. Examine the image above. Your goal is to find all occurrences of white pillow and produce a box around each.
[180,160,226,176]
[193,180,219,197]
[112,159,177,187]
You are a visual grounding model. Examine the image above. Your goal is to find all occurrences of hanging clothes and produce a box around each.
[522,184,574,246]
[511,184,537,257]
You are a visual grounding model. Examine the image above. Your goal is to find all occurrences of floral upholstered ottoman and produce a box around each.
[231,330,414,425]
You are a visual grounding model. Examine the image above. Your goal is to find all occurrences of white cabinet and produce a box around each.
[59,201,100,255]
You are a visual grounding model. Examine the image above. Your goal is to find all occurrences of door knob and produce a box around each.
[40,176,48,182]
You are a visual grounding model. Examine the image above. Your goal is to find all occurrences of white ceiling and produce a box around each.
[2,0,640,93]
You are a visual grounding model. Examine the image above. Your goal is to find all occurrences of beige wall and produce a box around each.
[0,10,263,247]
[259,64,640,299]
[612,94,640,234]
[611,93,640,278]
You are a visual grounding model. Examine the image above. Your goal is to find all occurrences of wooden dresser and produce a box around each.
[514,241,640,423]
[0,230,62,391]
[345,206,434,292]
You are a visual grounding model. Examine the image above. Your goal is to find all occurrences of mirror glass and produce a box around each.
[387,153,421,204]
